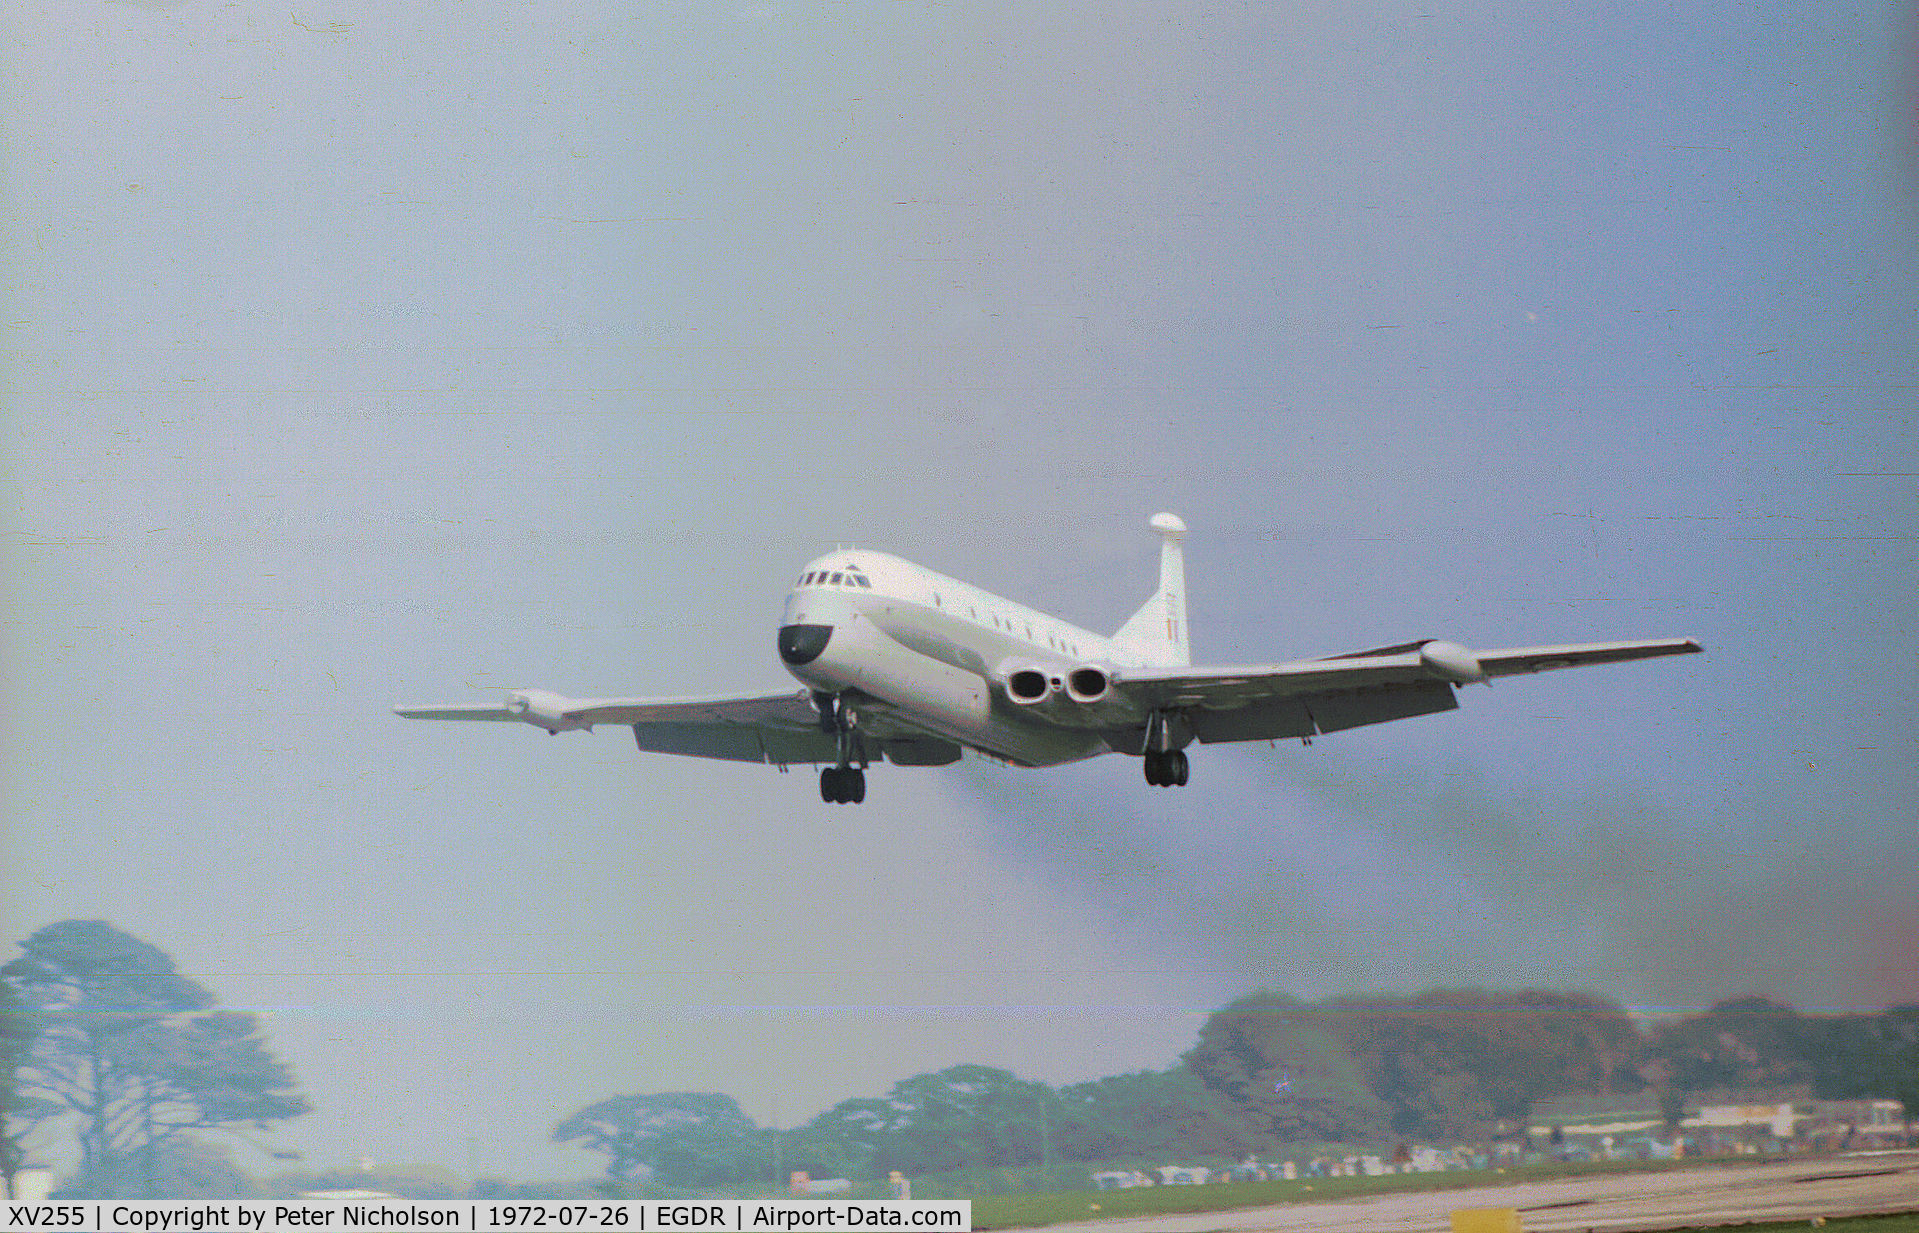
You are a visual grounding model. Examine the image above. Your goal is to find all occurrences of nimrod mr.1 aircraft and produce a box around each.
[396,514,1701,803]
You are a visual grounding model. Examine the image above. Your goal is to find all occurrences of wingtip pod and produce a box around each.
[1150,512,1187,539]
[1419,639,1486,684]
[391,689,587,730]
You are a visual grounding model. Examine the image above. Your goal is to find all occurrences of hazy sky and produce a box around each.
[5,0,1915,1184]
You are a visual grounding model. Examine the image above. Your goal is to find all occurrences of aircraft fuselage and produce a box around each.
[779,549,1141,767]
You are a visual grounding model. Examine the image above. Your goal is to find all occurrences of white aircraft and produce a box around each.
[396,514,1701,804]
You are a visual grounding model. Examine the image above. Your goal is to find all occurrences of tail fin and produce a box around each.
[1111,513,1191,667]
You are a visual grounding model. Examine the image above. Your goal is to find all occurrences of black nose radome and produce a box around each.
[778,624,833,666]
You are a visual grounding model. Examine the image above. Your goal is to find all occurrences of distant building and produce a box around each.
[1532,1090,1907,1156]
[1154,1165,1210,1185]
[788,1173,851,1197]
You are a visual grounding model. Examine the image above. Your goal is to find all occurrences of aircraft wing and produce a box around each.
[1110,636,1702,744]
[394,690,960,767]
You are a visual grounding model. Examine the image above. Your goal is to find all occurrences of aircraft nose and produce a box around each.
[778,623,833,666]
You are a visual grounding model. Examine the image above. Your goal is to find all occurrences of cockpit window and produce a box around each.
[829,572,843,584]
[853,575,871,588]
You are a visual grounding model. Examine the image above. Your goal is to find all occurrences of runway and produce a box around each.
[1026,1152,1919,1233]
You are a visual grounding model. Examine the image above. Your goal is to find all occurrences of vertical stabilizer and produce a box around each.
[1111,513,1191,667]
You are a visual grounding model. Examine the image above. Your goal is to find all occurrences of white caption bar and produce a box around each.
[3,1202,972,1233]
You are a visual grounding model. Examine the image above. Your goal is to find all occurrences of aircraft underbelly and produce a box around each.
[971,711,1111,767]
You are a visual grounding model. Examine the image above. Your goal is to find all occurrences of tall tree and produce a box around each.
[1053,1068,1269,1161]
[1323,990,1645,1135]
[794,1066,1061,1178]
[1187,988,1651,1143]
[1642,995,1816,1101]
[553,1092,764,1189]
[5,921,310,1197]
[81,1135,261,1200]
[2,970,60,1199]
[1185,992,1394,1144]
[1803,1005,1919,1104]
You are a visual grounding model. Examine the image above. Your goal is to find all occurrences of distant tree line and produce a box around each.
[556,990,1919,1189]
[0,921,311,1199]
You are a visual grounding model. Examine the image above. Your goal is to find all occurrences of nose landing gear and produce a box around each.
[815,691,869,804]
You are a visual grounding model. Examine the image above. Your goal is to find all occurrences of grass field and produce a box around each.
[966,1157,1918,1231]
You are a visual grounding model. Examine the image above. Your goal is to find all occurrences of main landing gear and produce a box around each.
[814,691,868,805]
[1143,748,1189,787]
[821,764,866,804]
[1142,710,1191,787]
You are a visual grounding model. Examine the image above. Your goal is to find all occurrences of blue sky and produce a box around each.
[4,1,1915,1183]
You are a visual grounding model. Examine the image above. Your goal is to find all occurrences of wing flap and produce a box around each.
[563,691,825,730]
[1184,696,1316,743]
[1113,651,1431,710]
[629,722,790,763]
[1305,679,1458,733]
[571,691,837,764]
[399,688,957,768]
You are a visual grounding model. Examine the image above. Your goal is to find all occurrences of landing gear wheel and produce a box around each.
[1143,750,1190,788]
[820,765,867,804]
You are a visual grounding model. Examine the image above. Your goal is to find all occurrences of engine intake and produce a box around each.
[1066,665,1110,703]
[1004,667,1053,704]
